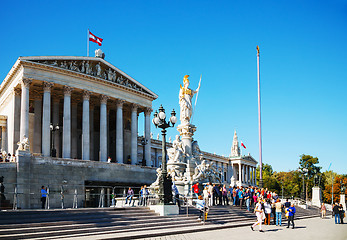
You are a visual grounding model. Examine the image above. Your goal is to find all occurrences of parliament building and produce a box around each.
[0,50,257,209]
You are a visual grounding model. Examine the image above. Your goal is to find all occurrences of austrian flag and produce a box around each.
[89,31,103,46]
[241,141,246,149]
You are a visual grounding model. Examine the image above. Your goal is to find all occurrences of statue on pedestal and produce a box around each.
[179,75,200,125]
[17,135,30,151]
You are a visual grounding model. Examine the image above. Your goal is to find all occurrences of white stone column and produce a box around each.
[71,102,78,159]
[82,90,90,160]
[63,86,73,158]
[41,82,53,157]
[144,108,152,166]
[130,104,138,165]
[246,165,248,184]
[99,95,108,162]
[12,89,21,154]
[238,163,242,184]
[19,78,31,142]
[1,126,7,152]
[254,167,256,185]
[116,100,124,163]
[90,104,94,160]
[52,99,60,158]
[33,98,42,154]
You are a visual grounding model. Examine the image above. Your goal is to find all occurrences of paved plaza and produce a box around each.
[142,217,347,240]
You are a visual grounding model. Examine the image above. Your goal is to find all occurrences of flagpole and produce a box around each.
[87,29,89,57]
[257,45,263,188]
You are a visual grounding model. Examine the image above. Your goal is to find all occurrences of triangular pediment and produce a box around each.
[19,56,157,99]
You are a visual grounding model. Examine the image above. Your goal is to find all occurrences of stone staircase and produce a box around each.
[0,205,320,240]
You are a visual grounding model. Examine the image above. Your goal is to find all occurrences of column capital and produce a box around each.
[64,86,73,96]
[13,88,21,96]
[131,103,140,111]
[144,107,152,116]
[43,81,54,92]
[100,94,109,104]
[116,99,125,107]
[83,90,91,100]
[21,78,32,88]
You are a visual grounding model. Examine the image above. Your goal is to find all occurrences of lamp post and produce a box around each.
[141,137,148,166]
[152,105,177,204]
[50,123,60,157]
[300,168,308,203]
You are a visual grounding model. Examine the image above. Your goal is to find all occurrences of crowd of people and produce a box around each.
[190,183,319,230]
[0,151,15,162]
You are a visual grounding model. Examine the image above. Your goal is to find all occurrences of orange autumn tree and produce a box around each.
[323,174,347,203]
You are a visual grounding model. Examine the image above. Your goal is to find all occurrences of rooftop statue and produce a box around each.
[179,75,200,125]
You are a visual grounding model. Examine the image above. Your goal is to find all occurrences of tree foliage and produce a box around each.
[254,154,345,203]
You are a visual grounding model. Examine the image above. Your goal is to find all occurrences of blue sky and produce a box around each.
[1,0,346,174]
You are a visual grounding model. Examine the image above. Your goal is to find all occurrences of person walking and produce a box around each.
[321,203,326,219]
[232,187,237,206]
[194,195,206,222]
[192,182,200,198]
[333,203,340,224]
[238,188,244,209]
[172,183,181,208]
[244,189,251,212]
[287,203,296,229]
[40,186,47,209]
[264,199,272,225]
[251,198,264,232]
[203,186,209,207]
[138,186,144,206]
[275,199,283,226]
[218,185,223,205]
[222,185,228,205]
[142,185,149,206]
[208,182,214,206]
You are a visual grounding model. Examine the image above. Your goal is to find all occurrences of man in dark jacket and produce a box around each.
[333,203,341,224]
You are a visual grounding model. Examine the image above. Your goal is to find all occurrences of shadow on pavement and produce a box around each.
[264,229,283,232]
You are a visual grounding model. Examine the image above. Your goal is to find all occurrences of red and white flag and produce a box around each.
[241,141,246,149]
[89,31,103,46]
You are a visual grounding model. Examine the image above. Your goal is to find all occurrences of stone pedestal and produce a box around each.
[312,186,322,207]
[149,204,179,216]
[340,194,346,211]
[177,123,196,183]
[16,150,32,209]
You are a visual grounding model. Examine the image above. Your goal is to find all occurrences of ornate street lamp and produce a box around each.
[50,123,60,157]
[152,105,177,204]
[300,168,308,203]
[141,137,148,166]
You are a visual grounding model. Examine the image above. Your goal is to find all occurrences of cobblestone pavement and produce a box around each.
[141,217,347,240]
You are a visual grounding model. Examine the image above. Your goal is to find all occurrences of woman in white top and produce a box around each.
[251,198,264,232]
[264,199,272,225]
[203,186,209,207]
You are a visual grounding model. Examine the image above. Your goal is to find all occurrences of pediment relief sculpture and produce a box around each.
[30,59,147,94]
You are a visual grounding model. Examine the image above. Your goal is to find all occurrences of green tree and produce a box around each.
[298,154,321,200]
[276,171,301,198]
[256,163,280,192]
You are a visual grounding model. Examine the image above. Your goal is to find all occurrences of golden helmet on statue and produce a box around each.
[183,75,190,84]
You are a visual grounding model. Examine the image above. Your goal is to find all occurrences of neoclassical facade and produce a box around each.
[0,53,258,209]
[0,53,156,164]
